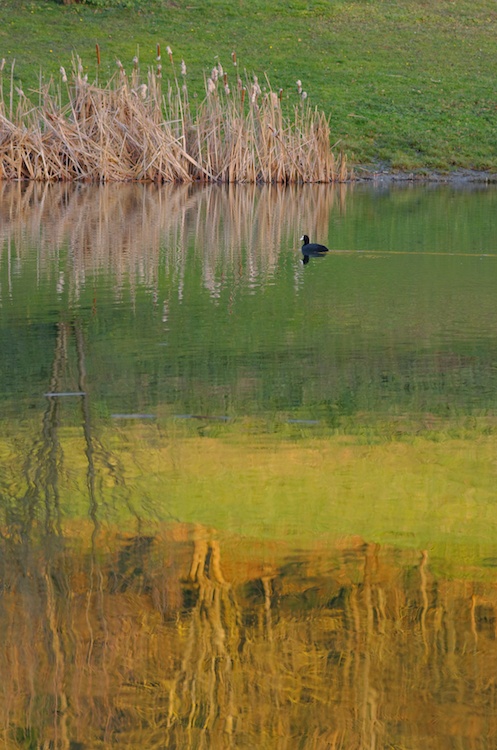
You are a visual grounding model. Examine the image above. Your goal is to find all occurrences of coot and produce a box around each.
[300,235,330,253]
[300,235,330,264]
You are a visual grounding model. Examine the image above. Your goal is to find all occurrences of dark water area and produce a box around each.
[1,181,497,747]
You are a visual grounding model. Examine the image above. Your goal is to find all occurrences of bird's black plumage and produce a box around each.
[300,235,330,253]
[300,235,330,263]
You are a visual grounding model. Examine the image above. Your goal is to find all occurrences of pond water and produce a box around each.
[1,181,497,748]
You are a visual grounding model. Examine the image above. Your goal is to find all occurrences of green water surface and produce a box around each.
[1,181,497,546]
[2,182,497,749]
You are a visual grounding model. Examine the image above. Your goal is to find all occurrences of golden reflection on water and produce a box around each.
[2,522,497,749]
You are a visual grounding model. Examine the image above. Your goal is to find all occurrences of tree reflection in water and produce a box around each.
[2,509,497,747]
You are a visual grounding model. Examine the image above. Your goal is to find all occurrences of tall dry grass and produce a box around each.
[0,51,349,183]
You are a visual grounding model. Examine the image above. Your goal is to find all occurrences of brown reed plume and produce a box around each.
[0,52,349,184]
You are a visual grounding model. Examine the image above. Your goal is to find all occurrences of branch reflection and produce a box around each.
[1,510,497,748]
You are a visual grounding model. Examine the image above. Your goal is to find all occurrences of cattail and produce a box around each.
[95,43,101,66]
[251,77,261,103]
[269,91,279,108]
[166,46,173,62]
[156,43,161,61]
[0,50,347,183]
[231,51,237,66]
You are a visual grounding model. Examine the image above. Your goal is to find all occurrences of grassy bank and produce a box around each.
[0,0,496,172]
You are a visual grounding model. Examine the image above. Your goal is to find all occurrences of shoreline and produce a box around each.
[354,166,497,185]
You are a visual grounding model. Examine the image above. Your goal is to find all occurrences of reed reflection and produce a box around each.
[0,181,348,302]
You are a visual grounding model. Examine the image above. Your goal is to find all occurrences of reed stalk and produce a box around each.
[0,53,349,184]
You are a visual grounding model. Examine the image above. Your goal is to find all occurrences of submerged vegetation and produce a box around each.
[0,50,348,183]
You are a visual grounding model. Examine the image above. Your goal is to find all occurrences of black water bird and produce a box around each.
[300,234,330,264]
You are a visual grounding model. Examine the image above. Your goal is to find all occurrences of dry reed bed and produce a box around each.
[0,53,349,184]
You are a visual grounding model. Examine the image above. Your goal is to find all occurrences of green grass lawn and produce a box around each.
[0,0,496,171]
